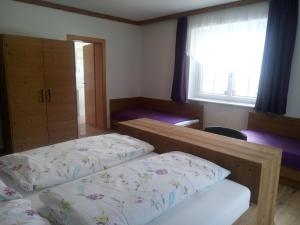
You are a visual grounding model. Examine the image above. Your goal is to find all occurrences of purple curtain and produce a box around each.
[255,0,298,114]
[171,17,188,103]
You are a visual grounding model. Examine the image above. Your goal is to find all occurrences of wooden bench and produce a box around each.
[110,97,203,129]
[245,112,300,189]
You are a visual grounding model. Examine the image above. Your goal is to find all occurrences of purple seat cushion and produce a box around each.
[242,129,300,170]
[111,108,196,125]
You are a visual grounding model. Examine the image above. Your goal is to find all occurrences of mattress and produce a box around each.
[111,108,199,125]
[147,179,250,225]
[242,129,300,170]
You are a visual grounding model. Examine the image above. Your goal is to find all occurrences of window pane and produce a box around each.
[214,82,228,95]
[201,81,214,94]
[199,65,229,95]
[187,4,268,104]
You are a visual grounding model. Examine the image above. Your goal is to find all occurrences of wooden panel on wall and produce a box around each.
[140,97,203,121]
[117,118,282,225]
[110,97,141,114]
[110,97,204,129]
[2,35,48,152]
[43,39,78,144]
[248,112,300,139]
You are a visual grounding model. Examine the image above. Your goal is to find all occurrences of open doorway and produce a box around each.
[70,35,107,137]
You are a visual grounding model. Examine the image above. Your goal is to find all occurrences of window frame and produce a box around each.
[187,30,266,106]
[193,70,257,105]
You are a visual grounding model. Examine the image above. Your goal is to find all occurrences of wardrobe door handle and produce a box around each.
[47,89,52,103]
[40,89,45,103]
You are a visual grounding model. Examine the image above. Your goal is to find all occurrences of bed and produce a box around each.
[0,133,154,191]
[0,119,281,225]
[110,97,203,129]
[243,112,300,189]
[0,152,159,213]
[36,152,250,225]
[0,152,250,225]
[117,118,282,225]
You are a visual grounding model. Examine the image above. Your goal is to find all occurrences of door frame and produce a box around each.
[67,34,108,130]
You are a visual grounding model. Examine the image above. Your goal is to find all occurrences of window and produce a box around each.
[187,3,268,105]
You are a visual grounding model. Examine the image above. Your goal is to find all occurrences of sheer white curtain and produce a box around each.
[187,2,269,103]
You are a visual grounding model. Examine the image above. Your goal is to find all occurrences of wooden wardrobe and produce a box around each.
[0,34,78,153]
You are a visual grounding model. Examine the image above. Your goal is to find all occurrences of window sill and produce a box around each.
[188,97,255,109]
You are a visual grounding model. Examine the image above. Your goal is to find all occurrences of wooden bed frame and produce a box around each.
[117,118,282,225]
[110,97,203,129]
[248,112,300,189]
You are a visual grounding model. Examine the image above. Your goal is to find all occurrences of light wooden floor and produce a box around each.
[275,184,300,225]
[78,122,104,137]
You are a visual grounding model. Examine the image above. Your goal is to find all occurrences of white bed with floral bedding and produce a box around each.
[0,151,250,225]
[38,151,234,225]
[0,199,51,225]
[0,133,154,192]
[0,177,51,225]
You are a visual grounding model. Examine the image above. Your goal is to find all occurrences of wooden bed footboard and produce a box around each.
[117,118,282,225]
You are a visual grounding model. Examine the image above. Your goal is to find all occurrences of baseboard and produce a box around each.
[280,166,300,189]
[280,177,300,189]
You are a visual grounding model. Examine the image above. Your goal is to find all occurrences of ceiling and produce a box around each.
[45,0,239,21]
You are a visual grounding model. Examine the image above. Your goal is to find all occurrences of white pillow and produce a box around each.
[0,133,154,192]
[0,179,22,201]
[38,151,230,225]
[0,199,50,225]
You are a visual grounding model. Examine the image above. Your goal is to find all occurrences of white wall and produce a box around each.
[0,0,142,148]
[0,0,142,99]
[141,20,177,99]
[286,3,300,118]
[141,10,300,130]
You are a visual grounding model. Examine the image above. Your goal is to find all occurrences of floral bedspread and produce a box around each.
[39,151,230,225]
[0,134,154,192]
[0,179,22,201]
[0,199,50,225]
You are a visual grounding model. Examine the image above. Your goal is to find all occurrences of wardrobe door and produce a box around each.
[43,40,78,144]
[3,35,48,152]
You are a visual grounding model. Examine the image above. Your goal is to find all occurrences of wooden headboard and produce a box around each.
[110,97,204,128]
[248,112,300,140]
[118,118,282,225]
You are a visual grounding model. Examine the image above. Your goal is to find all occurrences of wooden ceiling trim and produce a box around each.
[138,0,268,25]
[13,0,268,26]
[13,0,140,25]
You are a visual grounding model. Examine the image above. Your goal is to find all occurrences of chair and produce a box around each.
[204,126,247,141]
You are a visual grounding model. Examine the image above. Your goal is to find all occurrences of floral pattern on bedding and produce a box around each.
[0,199,50,225]
[0,179,22,201]
[39,151,230,225]
[0,134,154,192]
